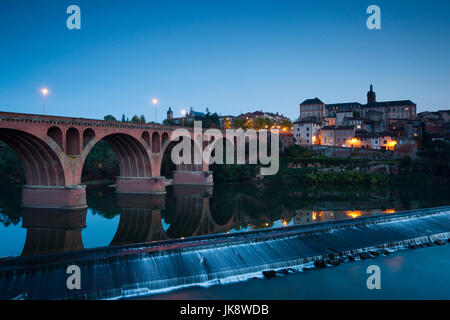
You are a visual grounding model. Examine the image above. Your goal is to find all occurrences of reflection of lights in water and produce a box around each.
[265,223,269,227]
[346,210,362,218]
[383,209,396,214]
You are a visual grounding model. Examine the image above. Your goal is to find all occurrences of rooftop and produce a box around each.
[300,98,324,105]
[321,125,355,131]
[364,100,416,107]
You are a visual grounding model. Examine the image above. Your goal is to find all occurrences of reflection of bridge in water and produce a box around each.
[19,185,239,256]
[18,185,414,257]
[111,186,237,246]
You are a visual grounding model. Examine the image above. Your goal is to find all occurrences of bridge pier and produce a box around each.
[21,185,87,209]
[172,171,213,186]
[115,176,166,194]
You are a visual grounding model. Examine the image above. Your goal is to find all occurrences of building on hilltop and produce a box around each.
[293,119,321,146]
[299,85,417,121]
[326,102,362,117]
[299,98,326,120]
[417,109,450,141]
[165,107,208,125]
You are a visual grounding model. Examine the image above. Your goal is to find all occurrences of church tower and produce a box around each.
[367,84,376,104]
[167,107,173,120]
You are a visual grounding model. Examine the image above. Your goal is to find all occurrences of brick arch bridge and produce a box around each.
[0,111,214,209]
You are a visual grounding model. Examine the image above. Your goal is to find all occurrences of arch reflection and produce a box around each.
[20,207,86,256]
[110,193,167,245]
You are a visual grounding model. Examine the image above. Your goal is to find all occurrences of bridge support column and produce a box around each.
[21,185,87,209]
[115,176,166,194]
[172,171,213,186]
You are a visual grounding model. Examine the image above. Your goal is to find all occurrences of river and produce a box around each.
[0,182,449,299]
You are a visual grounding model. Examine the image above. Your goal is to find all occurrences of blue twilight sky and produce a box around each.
[0,0,449,122]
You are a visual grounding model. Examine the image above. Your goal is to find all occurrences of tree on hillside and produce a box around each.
[417,137,450,178]
[232,117,247,130]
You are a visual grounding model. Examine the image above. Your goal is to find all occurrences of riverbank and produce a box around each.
[212,143,448,186]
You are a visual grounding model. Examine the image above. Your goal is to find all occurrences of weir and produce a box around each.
[0,206,449,300]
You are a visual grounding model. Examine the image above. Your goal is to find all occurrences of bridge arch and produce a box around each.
[82,128,95,149]
[151,132,160,153]
[47,126,63,149]
[161,132,169,149]
[141,131,150,147]
[66,127,80,155]
[82,133,152,178]
[0,128,66,186]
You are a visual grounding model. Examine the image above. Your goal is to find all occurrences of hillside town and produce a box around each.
[164,84,449,156]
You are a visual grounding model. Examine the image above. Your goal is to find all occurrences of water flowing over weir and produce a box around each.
[1,206,450,300]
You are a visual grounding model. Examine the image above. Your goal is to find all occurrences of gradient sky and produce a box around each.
[1,0,449,122]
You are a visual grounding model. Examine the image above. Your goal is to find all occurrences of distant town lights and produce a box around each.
[388,140,398,148]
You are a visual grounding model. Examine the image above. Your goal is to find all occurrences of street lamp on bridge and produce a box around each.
[41,88,49,115]
[181,109,186,127]
[152,98,158,123]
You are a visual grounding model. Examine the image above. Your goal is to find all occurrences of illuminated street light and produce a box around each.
[41,88,49,115]
[181,109,186,127]
[152,98,158,123]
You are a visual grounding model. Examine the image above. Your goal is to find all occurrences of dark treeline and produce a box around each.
[81,140,120,182]
[163,111,222,128]
[104,114,152,124]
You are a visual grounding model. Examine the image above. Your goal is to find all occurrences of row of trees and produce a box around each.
[104,113,293,131]
[163,111,222,129]
[104,114,155,124]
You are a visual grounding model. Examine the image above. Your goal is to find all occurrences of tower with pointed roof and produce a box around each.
[167,107,173,120]
[367,84,376,104]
